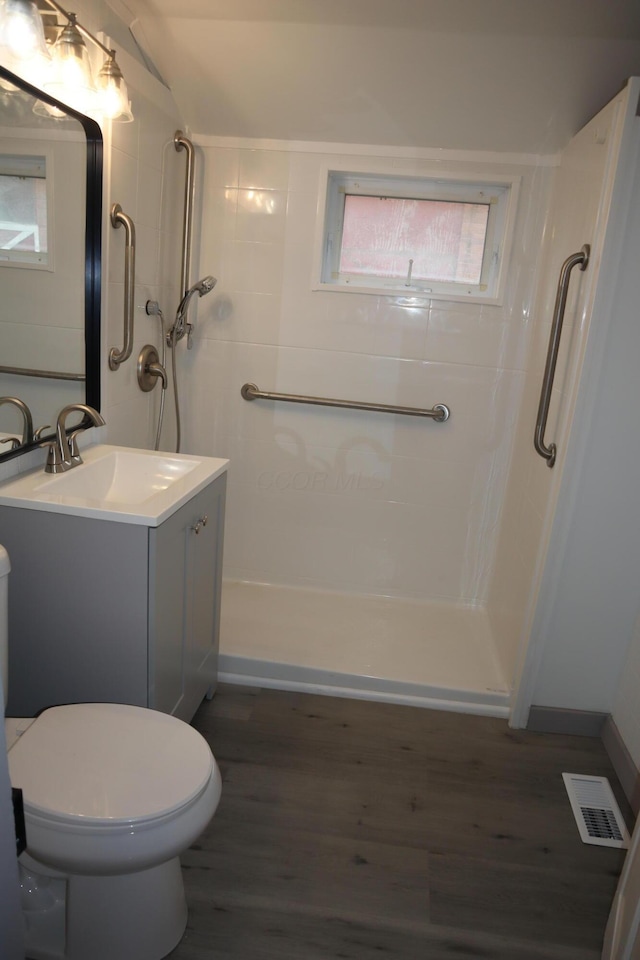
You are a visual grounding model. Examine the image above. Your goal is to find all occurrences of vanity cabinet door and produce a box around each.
[148,474,226,722]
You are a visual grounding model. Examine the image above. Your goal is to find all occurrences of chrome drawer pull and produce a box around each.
[191,514,208,535]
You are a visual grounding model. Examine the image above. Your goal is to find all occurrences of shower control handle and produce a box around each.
[191,514,208,535]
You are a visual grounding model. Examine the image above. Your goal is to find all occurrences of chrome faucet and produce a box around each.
[44,404,106,474]
[0,397,33,447]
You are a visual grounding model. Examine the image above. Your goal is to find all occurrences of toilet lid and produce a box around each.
[8,703,214,824]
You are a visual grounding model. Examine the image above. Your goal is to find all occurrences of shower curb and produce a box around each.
[218,654,510,718]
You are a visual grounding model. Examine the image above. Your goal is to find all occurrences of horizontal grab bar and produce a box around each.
[0,364,85,382]
[241,382,450,421]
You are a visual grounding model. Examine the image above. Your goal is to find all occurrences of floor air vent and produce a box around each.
[562,773,630,848]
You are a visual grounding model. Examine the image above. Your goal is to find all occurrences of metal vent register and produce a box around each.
[562,773,630,848]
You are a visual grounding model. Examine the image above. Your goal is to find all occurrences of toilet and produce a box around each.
[0,545,222,960]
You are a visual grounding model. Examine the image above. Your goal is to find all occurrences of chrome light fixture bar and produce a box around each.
[0,0,133,120]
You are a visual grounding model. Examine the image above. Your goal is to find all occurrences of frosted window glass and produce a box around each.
[339,195,489,285]
[318,169,517,302]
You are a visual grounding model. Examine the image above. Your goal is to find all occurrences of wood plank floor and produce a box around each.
[168,685,634,960]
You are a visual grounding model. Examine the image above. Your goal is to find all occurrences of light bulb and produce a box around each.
[96,54,132,121]
[44,15,96,115]
[0,0,51,88]
[0,0,50,61]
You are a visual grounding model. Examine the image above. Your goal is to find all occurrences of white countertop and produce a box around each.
[0,444,229,526]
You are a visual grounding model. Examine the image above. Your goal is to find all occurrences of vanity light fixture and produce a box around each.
[95,49,132,121]
[0,0,133,121]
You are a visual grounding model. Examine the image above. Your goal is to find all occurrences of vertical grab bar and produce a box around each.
[174,130,195,297]
[108,203,136,370]
[534,244,590,467]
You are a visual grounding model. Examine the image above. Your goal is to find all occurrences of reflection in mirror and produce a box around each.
[0,66,101,461]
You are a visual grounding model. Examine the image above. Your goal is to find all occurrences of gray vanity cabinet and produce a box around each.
[2,473,226,721]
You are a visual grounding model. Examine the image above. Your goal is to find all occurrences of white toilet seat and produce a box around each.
[8,702,222,875]
[9,702,214,823]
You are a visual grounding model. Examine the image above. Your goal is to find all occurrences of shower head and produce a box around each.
[175,275,217,322]
[171,274,218,345]
[194,275,217,296]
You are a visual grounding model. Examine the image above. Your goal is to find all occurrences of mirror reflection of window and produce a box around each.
[0,154,48,266]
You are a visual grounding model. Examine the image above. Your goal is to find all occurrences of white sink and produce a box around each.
[34,450,199,504]
[0,444,229,525]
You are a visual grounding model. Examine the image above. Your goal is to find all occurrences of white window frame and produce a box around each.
[313,168,520,305]
[0,147,53,271]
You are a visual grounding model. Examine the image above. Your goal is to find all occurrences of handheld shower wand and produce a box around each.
[167,274,217,453]
[169,275,217,348]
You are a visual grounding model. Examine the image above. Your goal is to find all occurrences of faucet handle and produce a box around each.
[40,440,68,474]
[68,429,84,466]
[33,425,51,441]
[0,436,21,451]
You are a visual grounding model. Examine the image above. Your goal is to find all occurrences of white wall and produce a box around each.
[183,139,550,609]
[127,0,640,154]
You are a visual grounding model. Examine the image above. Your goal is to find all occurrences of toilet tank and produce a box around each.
[0,546,10,708]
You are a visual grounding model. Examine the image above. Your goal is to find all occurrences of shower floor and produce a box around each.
[218,581,511,717]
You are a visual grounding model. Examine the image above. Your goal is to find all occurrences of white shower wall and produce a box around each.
[187,142,553,613]
[488,88,630,698]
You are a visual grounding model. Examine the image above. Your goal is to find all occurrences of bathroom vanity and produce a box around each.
[0,445,228,721]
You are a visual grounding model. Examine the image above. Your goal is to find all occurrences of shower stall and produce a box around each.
[184,78,640,723]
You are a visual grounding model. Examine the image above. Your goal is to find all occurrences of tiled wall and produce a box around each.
[185,143,552,606]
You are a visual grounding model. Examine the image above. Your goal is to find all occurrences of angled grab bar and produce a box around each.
[241,382,450,421]
[108,203,136,370]
[534,244,590,467]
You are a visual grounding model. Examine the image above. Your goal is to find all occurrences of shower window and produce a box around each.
[0,153,49,268]
[316,169,519,304]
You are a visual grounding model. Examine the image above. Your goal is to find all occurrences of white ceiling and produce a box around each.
[115,0,640,152]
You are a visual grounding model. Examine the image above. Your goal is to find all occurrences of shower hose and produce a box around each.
[149,304,182,453]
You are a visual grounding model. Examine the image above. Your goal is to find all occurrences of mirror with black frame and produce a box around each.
[0,65,101,462]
